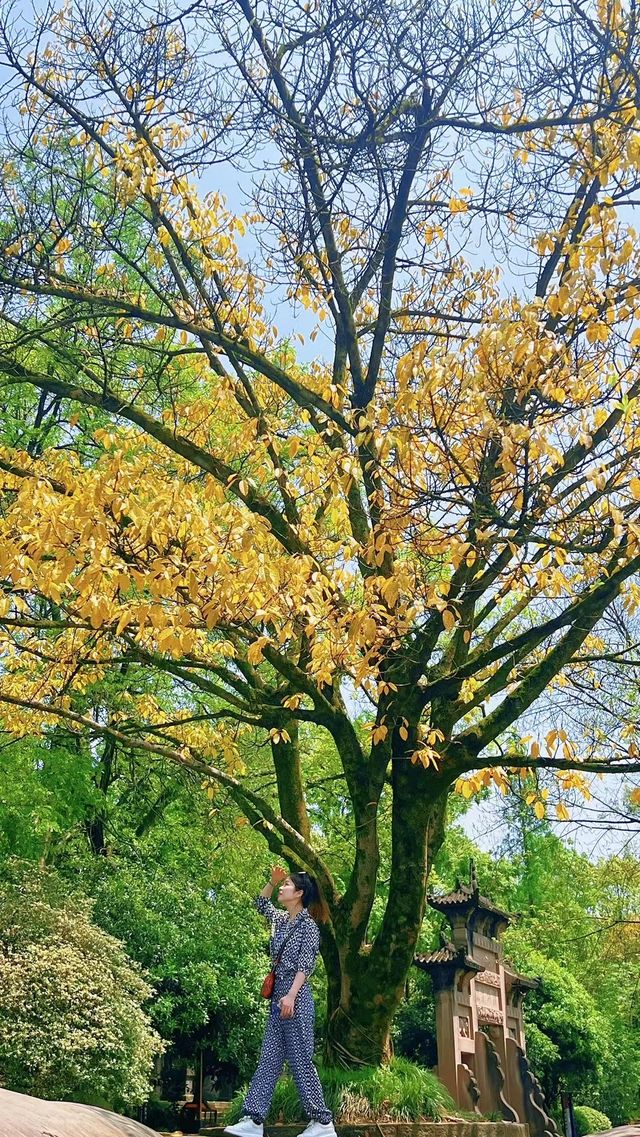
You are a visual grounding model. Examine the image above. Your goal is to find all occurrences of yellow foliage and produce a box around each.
[1,2,640,810]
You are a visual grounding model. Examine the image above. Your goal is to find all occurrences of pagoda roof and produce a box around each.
[504,969,540,992]
[414,944,483,971]
[427,861,512,922]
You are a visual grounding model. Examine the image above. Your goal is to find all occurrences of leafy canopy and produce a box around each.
[0,868,162,1106]
[0,0,639,816]
[1,3,640,1064]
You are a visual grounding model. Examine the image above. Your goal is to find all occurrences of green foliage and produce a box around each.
[226,1057,455,1123]
[0,733,98,862]
[502,830,640,1123]
[89,861,269,1079]
[391,972,437,1069]
[573,1106,612,1135]
[0,869,162,1106]
[1,693,638,1120]
[0,707,281,1088]
[145,1096,180,1130]
[512,949,609,1098]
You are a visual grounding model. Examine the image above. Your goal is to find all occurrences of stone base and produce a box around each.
[199,1124,529,1137]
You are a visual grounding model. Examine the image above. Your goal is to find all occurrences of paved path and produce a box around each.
[0,1087,161,1137]
[587,1130,640,1137]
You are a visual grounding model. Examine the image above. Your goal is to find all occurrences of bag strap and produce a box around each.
[272,920,298,966]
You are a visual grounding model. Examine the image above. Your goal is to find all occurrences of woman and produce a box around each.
[225,866,337,1137]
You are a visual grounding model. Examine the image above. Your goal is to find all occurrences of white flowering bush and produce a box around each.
[0,880,163,1106]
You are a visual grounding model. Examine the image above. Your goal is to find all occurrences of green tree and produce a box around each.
[0,723,291,1087]
[90,863,272,1083]
[0,868,162,1107]
[2,0,640,1069]
[502,831,640,1122]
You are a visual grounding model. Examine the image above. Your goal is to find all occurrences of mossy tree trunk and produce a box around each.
[323,759,450,1067]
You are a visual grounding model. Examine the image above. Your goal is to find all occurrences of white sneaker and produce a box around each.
[224,1117,264,1137]
[300,1123,337,1137]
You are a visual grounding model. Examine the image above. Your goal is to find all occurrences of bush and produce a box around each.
[573,1106,612,1136]
[0,874,162,1107]
[144,1097,180,1130]
[502,946,610,1103]
[226,1056,455,1123]
[392,975,438,1069]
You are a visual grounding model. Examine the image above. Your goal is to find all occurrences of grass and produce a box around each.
[225,1056,456,1124]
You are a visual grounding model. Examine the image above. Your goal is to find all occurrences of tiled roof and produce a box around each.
[428,883,511,919]
[414,946,483,971]
[414,945,459,965]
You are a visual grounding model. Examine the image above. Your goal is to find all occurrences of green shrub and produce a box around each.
[145,1097,179,1130]
[0,874,162,1106]
[226,1056,455,1123]
[573,1106,612,1136]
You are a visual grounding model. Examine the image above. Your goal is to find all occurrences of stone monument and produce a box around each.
[414,862,559,1137]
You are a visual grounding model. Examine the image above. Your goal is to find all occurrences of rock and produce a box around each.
[0,1087,162,1137]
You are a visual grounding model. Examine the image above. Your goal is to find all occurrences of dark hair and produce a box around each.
[290,871,330,925]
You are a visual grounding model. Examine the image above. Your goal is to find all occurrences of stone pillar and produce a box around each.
[434,984,462,1101]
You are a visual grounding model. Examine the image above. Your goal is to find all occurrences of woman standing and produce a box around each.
[225,867,337,1137]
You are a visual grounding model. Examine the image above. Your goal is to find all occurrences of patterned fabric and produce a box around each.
[255,896,321,979]
[244,896,332,1125]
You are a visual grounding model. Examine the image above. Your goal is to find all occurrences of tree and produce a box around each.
[1,0,640,1065]
[0,711,281,1086]
[89,860,274,1085]
[0,869,162,1106]
[501,830,640,1122]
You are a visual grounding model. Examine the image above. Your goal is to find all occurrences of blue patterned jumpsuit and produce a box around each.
[242,896,333,1125]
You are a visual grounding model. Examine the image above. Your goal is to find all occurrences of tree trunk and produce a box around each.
[323,771,449,1067]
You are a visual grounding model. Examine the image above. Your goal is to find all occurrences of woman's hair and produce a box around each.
[290,871,330,925]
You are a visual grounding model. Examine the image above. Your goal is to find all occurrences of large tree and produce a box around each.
[1,0,640,1066]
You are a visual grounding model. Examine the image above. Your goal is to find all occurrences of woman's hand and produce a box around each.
[270,866,287,887]
[278,993,296,1019]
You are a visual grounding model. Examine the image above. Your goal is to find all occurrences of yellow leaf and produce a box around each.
[449,197,468,213]
[372,724,388,745]
[630,477,640,501]
[533,800,546,820]
[269,728,291,744]
[382,577,399,606]
[442,608,456,631]
[115,611,131,637]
